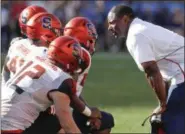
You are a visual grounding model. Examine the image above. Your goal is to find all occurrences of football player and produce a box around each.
[23,17,114,134]
[1,36,84,134]
[1,11,62,89]
[19,5,47,37]
[1,5,48,88]
[9,5,48,47]
[64,17,115,134]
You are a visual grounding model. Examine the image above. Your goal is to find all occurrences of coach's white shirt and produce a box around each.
[126,18,184,85]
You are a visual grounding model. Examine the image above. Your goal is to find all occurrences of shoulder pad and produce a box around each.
[10,37,24,46]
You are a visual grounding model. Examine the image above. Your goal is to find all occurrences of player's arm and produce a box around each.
[2,38,20,85]
[79,95,88,105]
[70,93,102,119]
[1,56,11,86]
[1,37,24,85]
[141,61,166,108]
[48,79,81,133]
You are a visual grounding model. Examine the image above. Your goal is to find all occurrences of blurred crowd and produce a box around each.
[1,1,184,53]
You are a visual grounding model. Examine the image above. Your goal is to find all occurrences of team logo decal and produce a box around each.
[21,11,29,24]
[42,17,51,29]
[72,44,81,58]
[86,23,98,39]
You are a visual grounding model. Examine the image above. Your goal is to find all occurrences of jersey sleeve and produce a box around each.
[127,34,156,71]
[1,67,10,88]
[1,55,11,88]
[35,47,48,58]
[47,78,77,101]
[10,37,24,46]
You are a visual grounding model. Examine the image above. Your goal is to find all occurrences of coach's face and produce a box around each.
[108,12,129,38]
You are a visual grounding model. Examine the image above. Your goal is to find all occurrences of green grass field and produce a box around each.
[81,52,158,133]
[1,52,158,133]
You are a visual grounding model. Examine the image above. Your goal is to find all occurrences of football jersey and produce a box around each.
[76,48,91,96]
[1,38,47,88]
[1,56,74,130]
[126,18,184,85]
[1,37,23,88]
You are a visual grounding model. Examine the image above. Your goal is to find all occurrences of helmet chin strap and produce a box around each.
[80,42,95,55]
[81,43,90,51]
[40,35,50,47]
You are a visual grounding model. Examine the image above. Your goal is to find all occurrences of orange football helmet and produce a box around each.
[26,12,62,47]
[48,36,84,74]
[19,5,47,35]
[64,17,98,55]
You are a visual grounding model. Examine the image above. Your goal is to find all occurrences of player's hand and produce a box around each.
[152,104,166,115]
[49,105,56,115]
[90,107,102,119]
[87,118,101,130]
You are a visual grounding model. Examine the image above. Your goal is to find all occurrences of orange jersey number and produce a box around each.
[7,56,25,74]
[12,61,46,85]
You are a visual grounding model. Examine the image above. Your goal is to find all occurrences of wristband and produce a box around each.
[82,106,92,117]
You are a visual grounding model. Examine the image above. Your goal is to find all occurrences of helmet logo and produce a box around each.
[86,23,98,39]
[42,17,51,29]
[21,11,28,24]
[72,44,81,58]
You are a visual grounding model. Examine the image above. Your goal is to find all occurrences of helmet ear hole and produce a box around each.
[68,44,71,48]
[89,40,93,44]
[83,21,86,26]
[70,62,74,66]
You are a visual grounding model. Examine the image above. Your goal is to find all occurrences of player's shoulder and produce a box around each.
[9,38,33,51]
[10,37,32,45]
[31,46,48,58]
[8,38,27,57]
[54,72,76,95]
[10,37,24,46]
[50,66,73,90]
[38,46,48,54]
[35,56,70,79]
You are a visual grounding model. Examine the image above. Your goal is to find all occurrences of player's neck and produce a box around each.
[47,58,64,70]
[33,40,46,47]
[47,58,56,66]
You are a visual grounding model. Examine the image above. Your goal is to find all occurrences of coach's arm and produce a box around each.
[142,61,166,113]
[128,34,167,114]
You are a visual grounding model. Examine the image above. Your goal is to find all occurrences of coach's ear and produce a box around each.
[121,15,130,24]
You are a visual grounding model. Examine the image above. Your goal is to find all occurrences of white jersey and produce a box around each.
[126,18,184,85]
[76,48,91,96]
[1,56,72,130]
[1,38,47,88]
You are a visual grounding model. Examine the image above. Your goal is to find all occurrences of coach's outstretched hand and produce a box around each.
[153,104,166,115]
[90,107,102,119]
